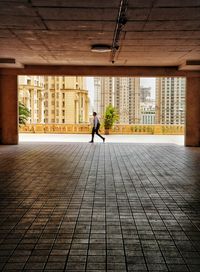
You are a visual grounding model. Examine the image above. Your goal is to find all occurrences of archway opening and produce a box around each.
[18,75,185,145]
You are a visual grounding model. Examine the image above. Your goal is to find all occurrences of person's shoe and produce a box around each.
[89,140,94,143]
[103,138,105,143]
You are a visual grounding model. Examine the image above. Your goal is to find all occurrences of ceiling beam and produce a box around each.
[0,65,200,77]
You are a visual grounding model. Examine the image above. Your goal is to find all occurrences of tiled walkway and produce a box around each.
[0,142,200,272]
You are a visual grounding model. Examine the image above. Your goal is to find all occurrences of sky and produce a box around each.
[86,77,95,104]
[86,77,156,107]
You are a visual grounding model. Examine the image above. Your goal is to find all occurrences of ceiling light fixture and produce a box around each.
[91,44,111,53]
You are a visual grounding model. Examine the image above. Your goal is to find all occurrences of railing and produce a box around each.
[19,124,184,135]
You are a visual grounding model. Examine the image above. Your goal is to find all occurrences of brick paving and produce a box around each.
[0,142,200,272]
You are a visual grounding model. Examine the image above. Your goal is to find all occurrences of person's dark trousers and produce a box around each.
[91,127,105,142]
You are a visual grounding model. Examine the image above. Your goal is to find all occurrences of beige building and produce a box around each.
[18,76,89,124]
[94,77,114,118]
[43,76,89,124]
[18,76,44,123]
[94,77,140,124]
[115,77,140,124]
[156,77,185,125]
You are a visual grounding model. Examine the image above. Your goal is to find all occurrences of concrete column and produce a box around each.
[185,77,200,146]
[0,74,18,144]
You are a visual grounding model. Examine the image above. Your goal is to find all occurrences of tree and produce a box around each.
[19,102,30,125]
[104,105,119,133]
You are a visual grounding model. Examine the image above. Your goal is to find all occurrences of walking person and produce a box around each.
[89,112,105,143]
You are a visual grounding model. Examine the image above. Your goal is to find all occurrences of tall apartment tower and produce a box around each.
[18,76,44,123]
[94,77,140,124]
[94,77,114,118]
[43,76,89,124]
[155,77,185,124]
[115,77,140,124]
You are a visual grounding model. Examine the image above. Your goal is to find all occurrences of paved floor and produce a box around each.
[0,142,200,272]
[19,134,184,145]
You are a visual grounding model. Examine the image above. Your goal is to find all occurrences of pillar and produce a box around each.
[185,77,200,146]
[0,74,18,144]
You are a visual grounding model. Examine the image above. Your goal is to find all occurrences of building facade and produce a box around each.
[18,76,89,124]
[94,77,114,118]
[140,86,151,103]
[43,76,89,124]
[94,77,140,124]
[140,103,155,124]
[18,76,44,123]
[155,77,185,124]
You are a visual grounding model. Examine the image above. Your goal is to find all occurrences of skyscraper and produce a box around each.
[43,76,89,124]
[155,77,185,124]
[94,77,114,118]
[94,77,140,124]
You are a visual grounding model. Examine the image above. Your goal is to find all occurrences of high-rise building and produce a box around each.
[155,77,185,124]
[140,86,151,103]
[94,77,114,118]
[94,77,140,124]
[18,76,44,123]
[18,76,89,124]
[43,76,89,124]
[115,77,140,124]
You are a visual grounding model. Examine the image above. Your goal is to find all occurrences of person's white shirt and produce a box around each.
[94,116,99,129]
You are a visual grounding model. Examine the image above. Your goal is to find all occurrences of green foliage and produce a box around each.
[19,102,30,125]
[104,105,119,129]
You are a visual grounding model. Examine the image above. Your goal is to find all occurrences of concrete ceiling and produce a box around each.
[0,0,200,69]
